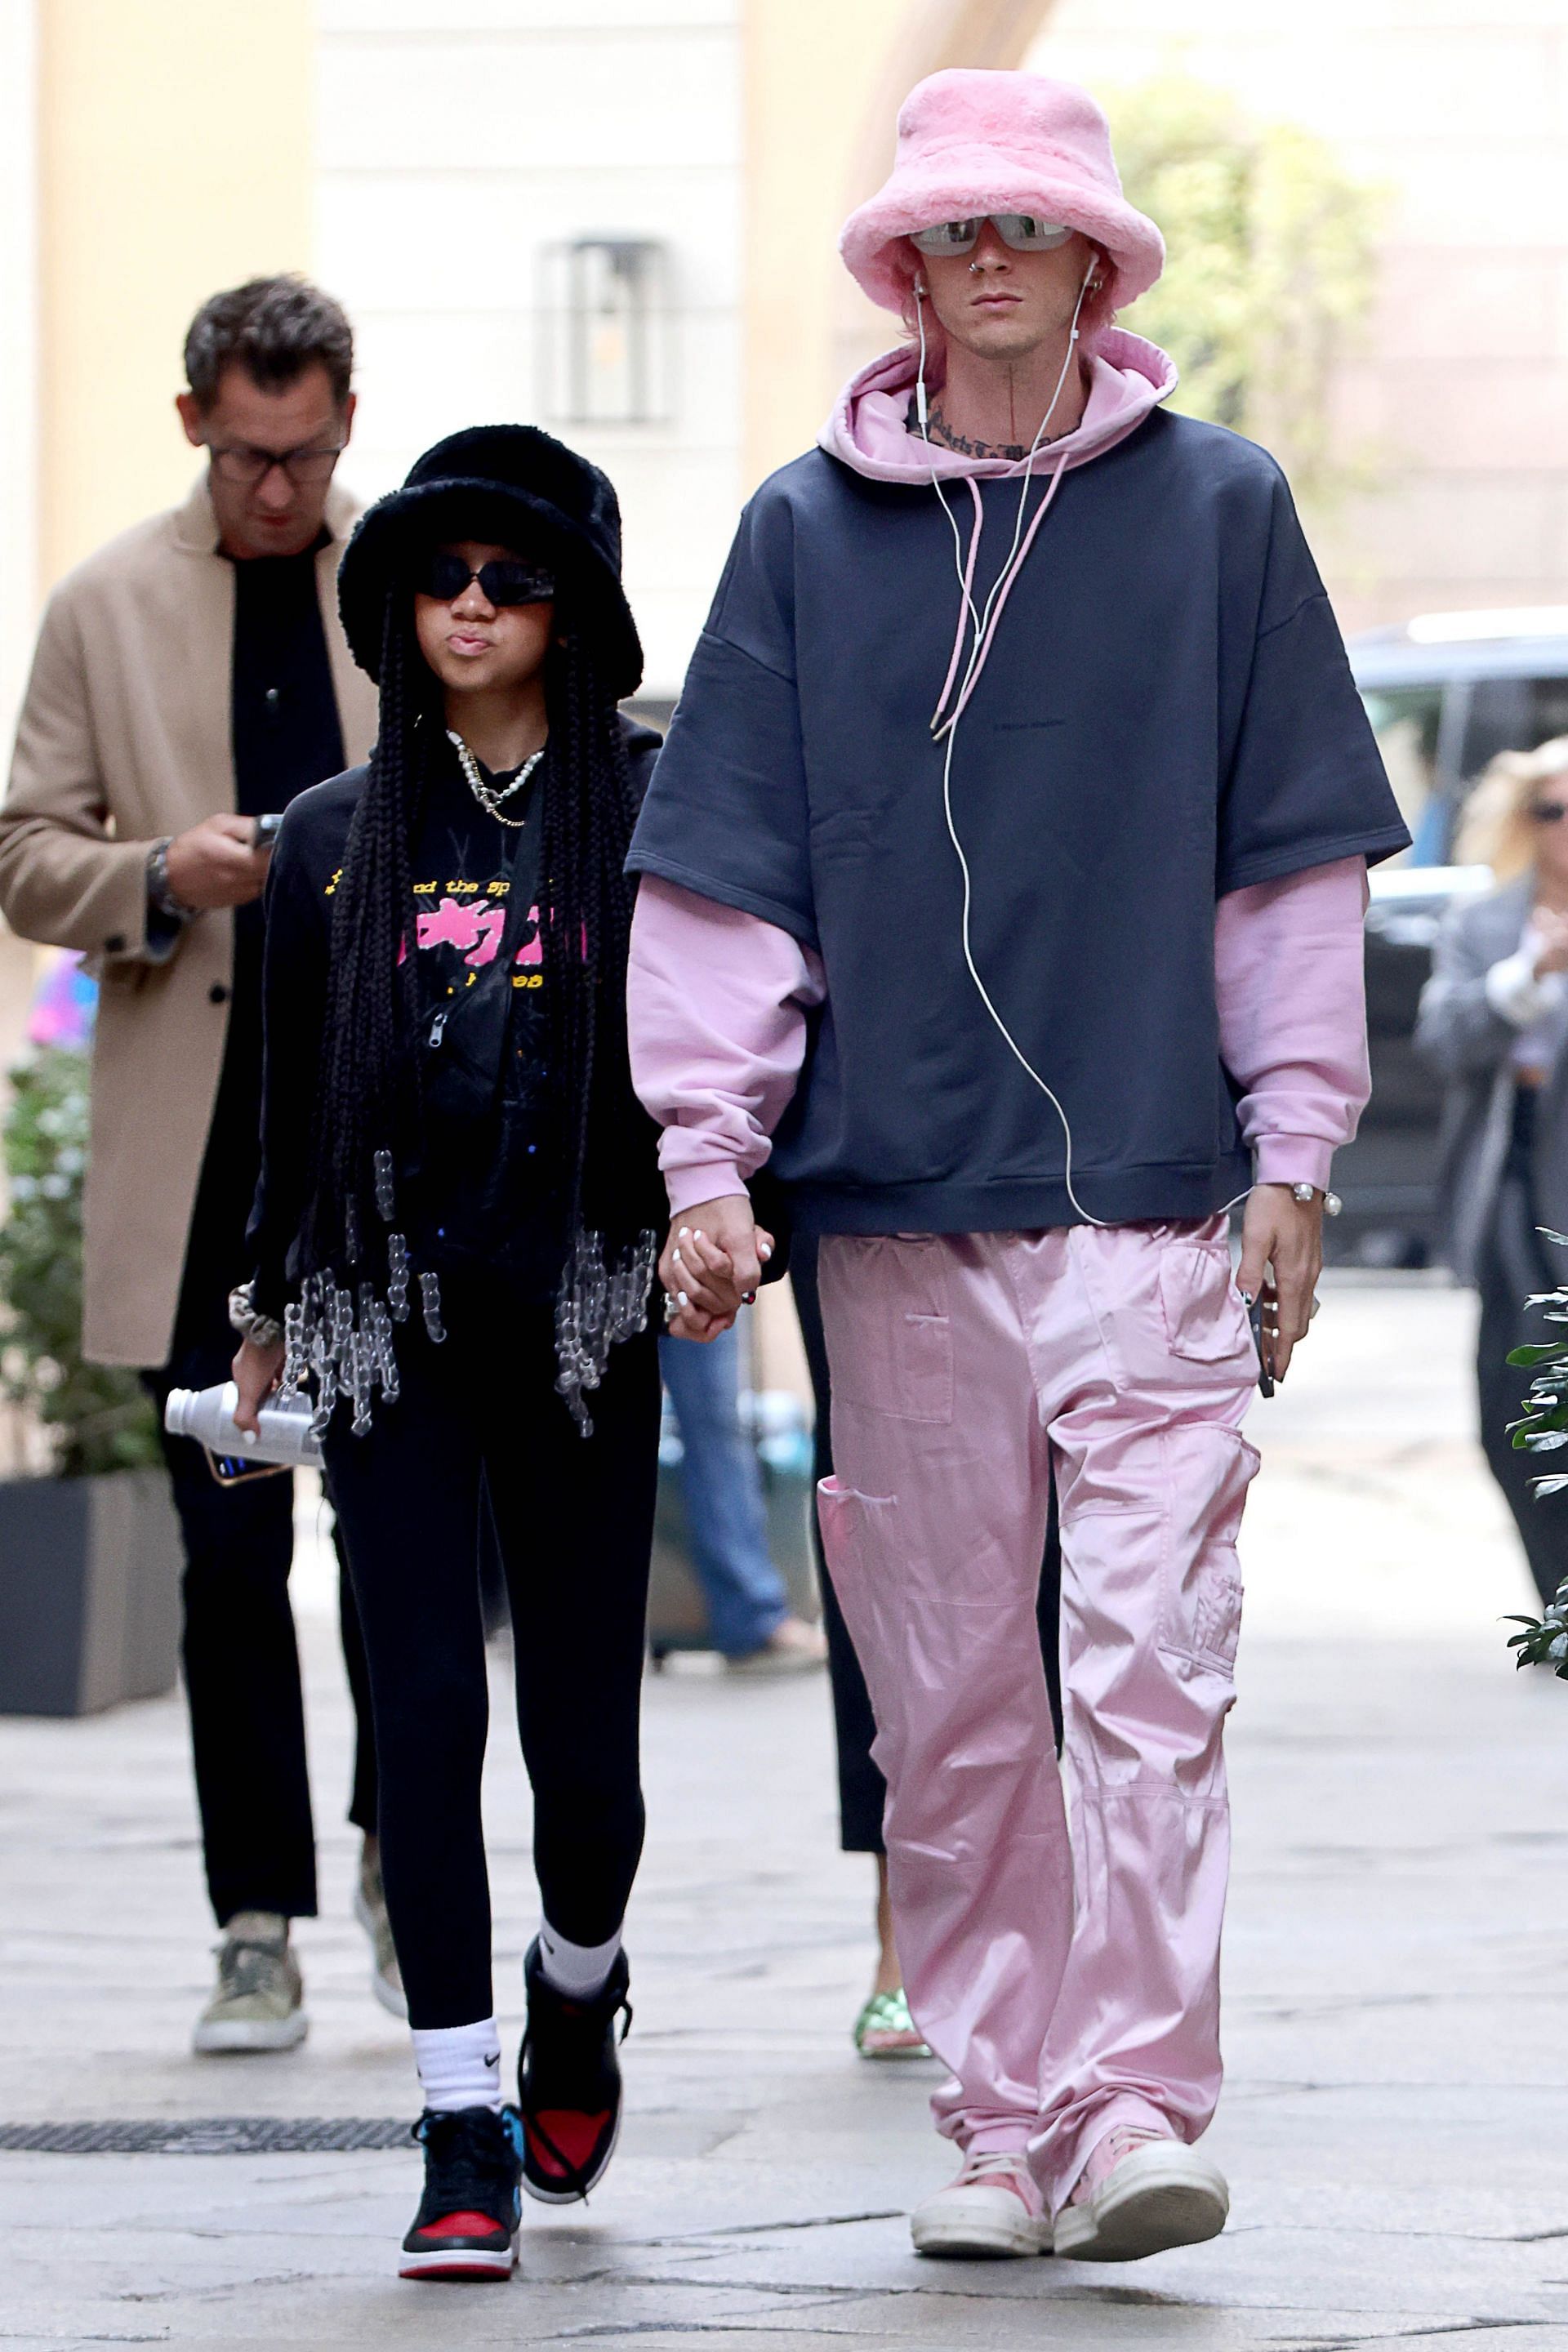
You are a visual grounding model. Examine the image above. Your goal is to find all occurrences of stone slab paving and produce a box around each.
[3,1277,1568,2348]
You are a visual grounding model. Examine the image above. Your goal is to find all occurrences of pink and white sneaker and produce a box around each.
[1054,2125,1228,2262]
[909,2149,1051,2259]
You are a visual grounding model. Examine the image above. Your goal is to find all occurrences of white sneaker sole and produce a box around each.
[911,2186,1051,2259]
[398,2234,517,2282]
[1054,2145,1229,2261]
[192,2009,308,2056]
[354,1887,409,2020]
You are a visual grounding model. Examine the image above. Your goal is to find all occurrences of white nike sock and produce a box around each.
[411,2017,502,2113]
[537,1922,621,2000]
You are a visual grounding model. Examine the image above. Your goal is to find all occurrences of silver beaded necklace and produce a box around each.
[446,728,544,826]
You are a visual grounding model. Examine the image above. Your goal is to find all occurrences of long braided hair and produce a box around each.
[293,568,656,1430]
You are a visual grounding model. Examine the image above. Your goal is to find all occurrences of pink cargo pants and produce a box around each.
[815,1222,1258,2209]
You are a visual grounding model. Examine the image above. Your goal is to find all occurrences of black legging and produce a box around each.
[790,1236,1062,1854]
[323,1290,661,2029]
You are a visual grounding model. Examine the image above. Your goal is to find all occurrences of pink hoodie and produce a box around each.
[629,336,1371,1220]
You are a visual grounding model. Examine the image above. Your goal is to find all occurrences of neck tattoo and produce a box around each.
[920,403,1063,462]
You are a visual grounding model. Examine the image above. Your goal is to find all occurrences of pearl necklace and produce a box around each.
[446,729,544,827]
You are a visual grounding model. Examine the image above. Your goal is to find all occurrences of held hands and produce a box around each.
[231,1334,286,1436]
[658,1196,774,1342]
[1236,1183,1324,1385]
[165,815,274,911]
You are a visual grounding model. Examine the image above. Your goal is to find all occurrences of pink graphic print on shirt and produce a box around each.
[515,905,543,968]
[416,897,506,968]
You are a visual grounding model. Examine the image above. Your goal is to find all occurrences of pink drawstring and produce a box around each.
[930,480,985,733]
[936,453,1071,739]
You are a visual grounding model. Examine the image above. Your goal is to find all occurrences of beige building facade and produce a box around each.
[3,0,1565,716]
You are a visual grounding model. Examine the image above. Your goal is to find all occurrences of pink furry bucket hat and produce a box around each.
[840,68,1164,327]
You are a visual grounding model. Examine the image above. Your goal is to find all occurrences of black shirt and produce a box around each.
[170,541,344,1355]
[248,718,662,1317]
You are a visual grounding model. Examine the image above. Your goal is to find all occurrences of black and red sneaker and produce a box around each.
[398,2105,523,2281]
[516,1939,631,2203]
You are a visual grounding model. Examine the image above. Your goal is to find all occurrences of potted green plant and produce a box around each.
[0,1045,180,1714]
[1503,1273,1568,1680]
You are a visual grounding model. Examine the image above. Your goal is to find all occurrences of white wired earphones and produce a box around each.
[911,265,1255,1227]
[914,261,1115,1227]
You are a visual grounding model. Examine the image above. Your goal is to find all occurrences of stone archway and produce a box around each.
[742,0,1061,488]
[829,0,1062,387]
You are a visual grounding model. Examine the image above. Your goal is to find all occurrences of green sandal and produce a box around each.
[853,1987,932,2061]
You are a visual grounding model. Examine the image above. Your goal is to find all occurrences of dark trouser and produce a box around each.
[791,1236,1062,1854]
[323,1295,661,2030]
[1477,1090,1568,1610]
[145,1071,377,1927]
[145,1310,378,1927]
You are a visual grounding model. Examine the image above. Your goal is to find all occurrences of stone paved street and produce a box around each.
[3,1275,1568,2350]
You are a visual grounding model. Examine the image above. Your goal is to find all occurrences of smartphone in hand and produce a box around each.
[1249,1292,1275,1398]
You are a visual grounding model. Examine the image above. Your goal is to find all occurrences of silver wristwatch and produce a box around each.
[147,837,197,921]
[229,1281,284,1350]
[1291,1182,1342,1218]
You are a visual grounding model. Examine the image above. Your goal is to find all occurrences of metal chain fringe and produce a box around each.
[553,1226,660,1436]
[276,1152,656,1441]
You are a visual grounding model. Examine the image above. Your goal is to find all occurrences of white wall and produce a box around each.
[1029,0,1568,631]
[0,0,38,745]
[315,0,744,701]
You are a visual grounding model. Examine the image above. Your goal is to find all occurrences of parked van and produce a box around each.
[1334,612,1568,1263]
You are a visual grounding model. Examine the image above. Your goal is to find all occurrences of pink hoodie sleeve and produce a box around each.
[630,860,1371,1220]
[1215,855,1370,1192]
[627,875,824,1218]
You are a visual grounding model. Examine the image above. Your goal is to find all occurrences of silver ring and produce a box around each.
[662,1291,680,1325]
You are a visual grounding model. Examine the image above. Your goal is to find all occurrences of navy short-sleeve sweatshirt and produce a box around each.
[628,409,1410,1236]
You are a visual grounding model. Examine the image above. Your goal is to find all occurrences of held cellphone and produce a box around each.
[205,1450,292,1488]
[253,813,284,849]
[1248,1292,1275,1398]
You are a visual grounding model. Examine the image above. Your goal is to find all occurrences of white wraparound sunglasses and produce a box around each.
[908,213,1074,256]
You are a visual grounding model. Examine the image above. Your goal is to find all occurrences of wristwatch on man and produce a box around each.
[1290,1182,1342,1217]
[146,836,197,923]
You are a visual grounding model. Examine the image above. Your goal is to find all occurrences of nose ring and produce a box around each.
[969,260,982,275]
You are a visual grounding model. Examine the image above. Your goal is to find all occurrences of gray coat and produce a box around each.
[1414,875,1568,1284]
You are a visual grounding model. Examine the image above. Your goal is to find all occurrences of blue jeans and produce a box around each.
[660,1324,791,1658]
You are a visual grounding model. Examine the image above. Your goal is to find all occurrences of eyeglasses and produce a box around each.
[415,554,557,608]
[207,440,347,488]
[909,214,1073,257]
[1530,801,1568,825]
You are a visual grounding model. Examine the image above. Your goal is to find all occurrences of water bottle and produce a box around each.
[163,1381,323,1470]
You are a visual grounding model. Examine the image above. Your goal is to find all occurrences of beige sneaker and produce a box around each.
[1054,2129,1228,2261]
[911,2151,1051,2258]
[725,1615,828,1677]
[354,1840,408,2019]
[193,1911,306,2055]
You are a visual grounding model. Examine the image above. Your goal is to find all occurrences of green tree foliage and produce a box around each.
[0,1049,161,1478]
[1105,76,1382,505]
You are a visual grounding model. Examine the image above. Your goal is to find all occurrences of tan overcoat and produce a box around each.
[0,476,378,1367]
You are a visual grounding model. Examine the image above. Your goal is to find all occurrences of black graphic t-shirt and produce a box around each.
[406,751,555,1285]
[247,718,662,1316]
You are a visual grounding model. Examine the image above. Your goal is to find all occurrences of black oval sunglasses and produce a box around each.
[416,553,556,608]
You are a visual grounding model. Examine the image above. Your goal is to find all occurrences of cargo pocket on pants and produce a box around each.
[822,1237,955,1423]
[817,1477,903,1738]
[1157,1233,1253,1368]
[1156,1424,1258,1675]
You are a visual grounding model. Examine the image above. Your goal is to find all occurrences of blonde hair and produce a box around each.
[1453,736,1568,880]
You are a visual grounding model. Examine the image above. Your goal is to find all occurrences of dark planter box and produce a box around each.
[0,1466,181,1716]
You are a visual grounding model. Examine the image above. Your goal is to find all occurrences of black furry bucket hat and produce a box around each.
[337,423,643,698]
